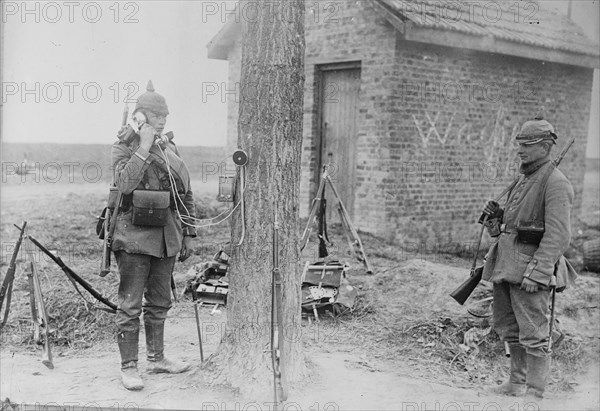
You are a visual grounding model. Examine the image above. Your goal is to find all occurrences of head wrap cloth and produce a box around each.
[515,114,557,145]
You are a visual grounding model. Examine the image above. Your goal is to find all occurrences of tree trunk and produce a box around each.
[206,0,306,399]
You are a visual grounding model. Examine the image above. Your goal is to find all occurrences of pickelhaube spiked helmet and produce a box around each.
[134,80,169,116]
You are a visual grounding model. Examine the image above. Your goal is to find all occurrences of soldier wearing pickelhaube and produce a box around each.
[481,114,577,399]
[111,81,197,390]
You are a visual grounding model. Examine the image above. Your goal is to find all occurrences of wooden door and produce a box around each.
[317,64,361,220]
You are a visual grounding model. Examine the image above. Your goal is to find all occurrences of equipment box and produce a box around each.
[301,261,344,288]
[195,280,228,305]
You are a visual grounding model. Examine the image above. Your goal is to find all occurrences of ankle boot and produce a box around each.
[487,344,527,396]
[120,361,144,391]
[145,322,191,374]
[147,357,192,374]
[118,330,143,390]
[525,353,550,399]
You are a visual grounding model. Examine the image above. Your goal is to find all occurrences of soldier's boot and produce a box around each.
[118,330,144,391]
[487,344,527,396]
[525,353,551,399]
[145,322,191,374]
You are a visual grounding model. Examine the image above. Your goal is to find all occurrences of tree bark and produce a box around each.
[206,0,306,399]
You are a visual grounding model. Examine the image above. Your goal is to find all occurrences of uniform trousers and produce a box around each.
[115,251,175,332]
[493,281,551,357]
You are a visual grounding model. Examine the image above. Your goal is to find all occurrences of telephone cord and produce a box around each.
[157,145,244,229]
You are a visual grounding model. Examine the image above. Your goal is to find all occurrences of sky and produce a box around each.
[1,0,599,153]
[1,1,230,146]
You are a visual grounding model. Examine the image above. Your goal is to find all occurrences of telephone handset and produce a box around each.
[117,109,170,146]
[129,111,148,133]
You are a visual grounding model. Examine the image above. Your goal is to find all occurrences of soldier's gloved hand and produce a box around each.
[482,200,500,217]
[139,123,157,151]
[520,277,539,293]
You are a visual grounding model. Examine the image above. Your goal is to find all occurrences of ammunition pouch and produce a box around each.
[516,220,545,246]
[514,164,553,246]
[131,190,170,227]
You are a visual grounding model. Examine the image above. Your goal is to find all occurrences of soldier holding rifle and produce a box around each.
[481,115,577,399]
[111,81,197,390]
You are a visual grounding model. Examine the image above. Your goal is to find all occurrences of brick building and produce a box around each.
[207,0,599,246]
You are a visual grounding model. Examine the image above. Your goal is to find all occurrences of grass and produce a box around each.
[1,169,598,395]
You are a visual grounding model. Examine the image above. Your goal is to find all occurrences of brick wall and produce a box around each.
[380,41,593,247]
[223,0,594,248]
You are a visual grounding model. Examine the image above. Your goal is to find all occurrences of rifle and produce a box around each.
[26,261,54,369]
[450,138,575,305]
[271,213,287,406]
[301,166,373,274]
[317,196,329,259]
[25,231,117,313]
[100,107,129,277]
[100,206,112,277]
[0,221,27,329]
[100,190,123,277]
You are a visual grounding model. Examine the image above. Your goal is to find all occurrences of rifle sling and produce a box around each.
[26,234,117,313]
[59,260,95,310]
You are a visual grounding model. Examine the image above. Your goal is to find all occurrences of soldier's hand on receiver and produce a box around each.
[139,123,157,151]
[482,200,500,216]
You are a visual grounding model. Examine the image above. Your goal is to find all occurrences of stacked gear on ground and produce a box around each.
[185,250,229,306]
[301,260,357,319]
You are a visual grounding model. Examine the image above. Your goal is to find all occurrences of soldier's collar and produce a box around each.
[520,157,551,176]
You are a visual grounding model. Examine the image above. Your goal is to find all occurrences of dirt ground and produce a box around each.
[1,172,599,410]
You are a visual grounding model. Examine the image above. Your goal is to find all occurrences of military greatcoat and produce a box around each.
[482,159,576,289]
[111,139,197,258]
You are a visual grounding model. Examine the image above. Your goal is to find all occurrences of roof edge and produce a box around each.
[207,19,240,60]
[406,26,600,69]
[369,0,600,69]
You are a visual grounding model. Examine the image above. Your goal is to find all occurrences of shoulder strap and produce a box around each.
[532,164,556,220]
[503,177,522,208]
